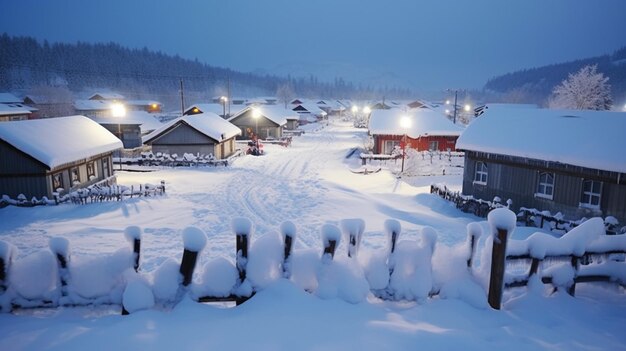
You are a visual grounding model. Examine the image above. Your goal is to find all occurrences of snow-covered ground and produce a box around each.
[0,118,625,351]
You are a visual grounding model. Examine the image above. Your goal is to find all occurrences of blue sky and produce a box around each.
[1,0,625,93]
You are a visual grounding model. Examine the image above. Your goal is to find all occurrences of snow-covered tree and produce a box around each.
[276,83,295,109]
[548,64,612,110]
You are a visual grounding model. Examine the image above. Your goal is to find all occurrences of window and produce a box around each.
[87,162,96,179]
[536,172,554,199]
[428,140,439,151]
[474,161,487,184]
[70,167,80,185]
[52,172,63,191]
[384,140,400,154]
[580,179,602,208]
[102,158,110,178]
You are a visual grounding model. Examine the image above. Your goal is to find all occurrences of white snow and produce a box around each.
[280,220,297,239]
[456,105,626,173]
[10,251,57,300]
[487,208,517,235]
[321,223,342,254]
[246,231,283,289]
[368,108,464,138]
[0,117,624,351]
[49,237,70,257]
[181,226,207,252]
[123,226,142,242]
[122,272,155,313]
[232,217,253,237]
[0,116,123,169]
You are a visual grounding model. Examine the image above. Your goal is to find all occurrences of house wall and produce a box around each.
[286,119,299,130]
[101,124,142,148]
[462,152,626,224]
[373,135,458,154]
[0,114,30,122]
[147,123,231,158]
[230,110,282,139]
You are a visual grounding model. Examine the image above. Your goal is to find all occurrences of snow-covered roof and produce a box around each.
[184,103,227,116]
[89,111,163,133]
[144,112,241,144]
[368,108,464,138]
[126,100,161,107]
[88,93,125,101]
[456,105,626,173]
[74,99,112,111]
[0,93,22,104]
[228,106,289,126]
[0,115,122,169]
[0,104,32,116]
[293,103,325,115]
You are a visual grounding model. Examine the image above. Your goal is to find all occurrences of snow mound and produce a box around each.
[49,237,70,257]
[124,226,143,242]
[182,226,207,252]
[280,221,297,239]
[247,232,283,289]
[232,217,253,237]
[10,251,58,300]
[194,257,238,298]
[151,258,181,303]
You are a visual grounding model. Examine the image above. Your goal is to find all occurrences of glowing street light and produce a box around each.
[351,105,358,117]
[399,115,412,175]
[363,106,371,114]
[464,104,472,112]
[445,100,451,105]
[111,103,127,170]
[220,96,228,117]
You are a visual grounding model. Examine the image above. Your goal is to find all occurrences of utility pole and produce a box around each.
[227,74,231,115]
[180,78,185,116]
[453,90,458,124]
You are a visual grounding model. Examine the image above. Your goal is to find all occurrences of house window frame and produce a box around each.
[384,140,400,154]
[535,172,555,200]
[580,179,602,209]
[86,161,96,180]
[473,161,488,185]
[428,140,439,151]
[70,167,80,186]
[52,172,63,191]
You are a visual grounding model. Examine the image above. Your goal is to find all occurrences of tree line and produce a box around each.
[0,33,412,108]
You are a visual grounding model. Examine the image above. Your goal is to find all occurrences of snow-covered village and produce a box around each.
[1,2,626,351]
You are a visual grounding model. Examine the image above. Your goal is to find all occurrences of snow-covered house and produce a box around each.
[292,103,325,124]
[0,116,122,198]
[143,113,241,159]
[227,106,288,139]
[90,111,163,149]
[456,105,626,224]
[0,93,35,121]
[184,103,230,118]
[368,108,464,154]
[73,99,114,118]
[88,93,125,101]
[23,94,74,119]
[126,100,162,113]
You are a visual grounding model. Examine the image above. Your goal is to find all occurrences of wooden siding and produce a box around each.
[101,124,142,148]
[230,110,283,139]
[463,153,626,224]
[0,140,48,175]
[149,123,215,145]
[373,135,458,154]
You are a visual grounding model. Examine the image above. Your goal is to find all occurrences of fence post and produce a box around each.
[280,221,296,278]
[340,219,365,258]
[0,241,14,295]
[466,222,482,269]
[321,224,341,261]
[179,226,207,286]
[568,256,580,296]
[232,218,253,305]
[124,226,142,272]
[160,180,166,194]
[486,208,516,310]
[49,237,70,298]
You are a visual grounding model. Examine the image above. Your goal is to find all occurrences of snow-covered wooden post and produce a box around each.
[49,237,70,297]
[466,222,482,269]
[179,226,207,286]
[340,218,365,258]
[321,224,341,261]
[280,221,297,278]
[124,226,142,272]
[384,219,401,256]
[487,208,516,310]
[0,241,14,295]
[233,218,252,283]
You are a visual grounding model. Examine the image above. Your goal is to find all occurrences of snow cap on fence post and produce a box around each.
[280,221,297,278]
[384,219,402,255]
[466,222,482,268]
[124,226,143,272]
[340,218,365,258]
[486,208,516,310]
[179,226,208,286]
[49,237,71,293]
[321,224,341,262]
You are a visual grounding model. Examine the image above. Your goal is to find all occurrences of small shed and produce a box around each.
[228,106,288,139]
[456,105,626,224]
[143,113,241,159]
[368,108,464,154]
[0,116,122,198]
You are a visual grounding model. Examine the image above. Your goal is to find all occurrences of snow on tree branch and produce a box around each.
[548,64,612,110]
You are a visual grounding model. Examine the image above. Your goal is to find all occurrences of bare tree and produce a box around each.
[548,65,612,110]
[276,83,295,109]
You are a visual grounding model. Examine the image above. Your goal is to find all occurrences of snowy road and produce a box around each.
[0,118,474,270]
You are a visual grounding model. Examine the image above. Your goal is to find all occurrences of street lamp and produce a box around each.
[220,96,228,117]
[399,115,412,175]
[351,105,358,117]
[252,108,261,153]
[111,103,126,170]
[464,104,472,112]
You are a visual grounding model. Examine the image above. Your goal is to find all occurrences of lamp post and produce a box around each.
[252,108,261,153]
[220,96,228,117]
[351,105,358,118]
[111,103,127,170]
[399,115,412,175]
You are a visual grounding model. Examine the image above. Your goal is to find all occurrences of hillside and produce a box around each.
[484,47,626,106]
[0,34,411,107]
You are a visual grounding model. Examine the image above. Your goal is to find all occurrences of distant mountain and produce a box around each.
[0,33,412,108]
[483,47,626,106]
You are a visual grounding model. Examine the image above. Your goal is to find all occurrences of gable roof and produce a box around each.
[74,99,113,111]
[0,104,33,116]
[144,112,241,144]
[0,115,122,169]
[88,93,125,101]
[0,93,22,104]
[184,103,226,116]
[368,108,464,138]
[89,111,163,133]
[456,105,626,173]
[228,106,289,126]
